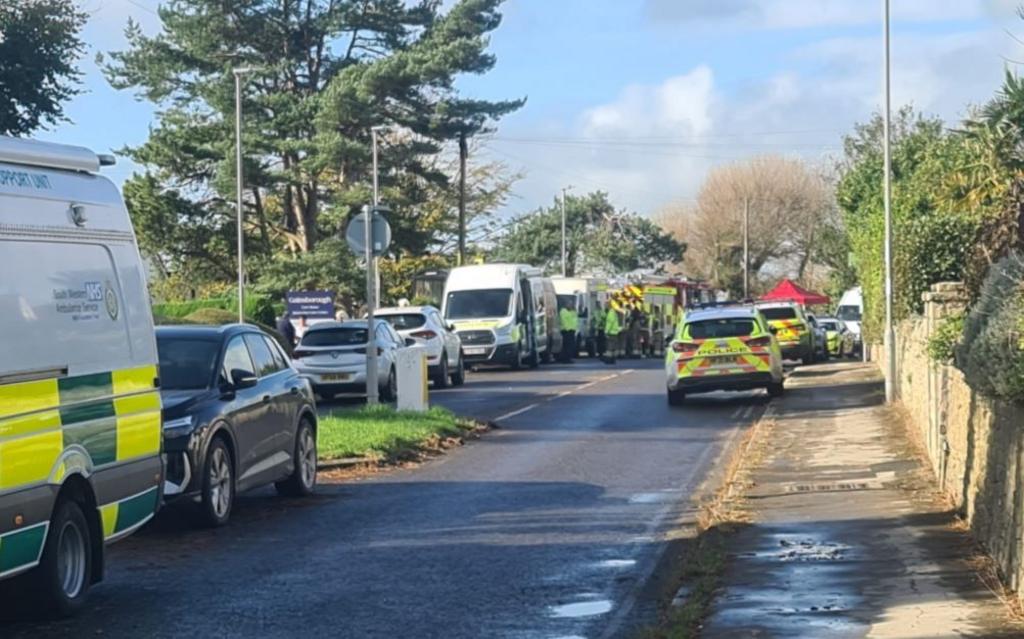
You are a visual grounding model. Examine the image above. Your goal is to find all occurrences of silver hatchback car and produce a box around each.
[292,320,409,401]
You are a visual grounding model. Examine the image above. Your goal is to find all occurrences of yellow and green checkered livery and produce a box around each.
[0,365,162,578]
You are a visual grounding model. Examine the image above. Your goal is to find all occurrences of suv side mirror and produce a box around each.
[230,369,259,390]
[448,324,457,332]
[769,326,779,335]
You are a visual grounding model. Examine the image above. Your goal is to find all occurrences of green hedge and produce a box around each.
[956,252,1024,400]
[153,293,277,326]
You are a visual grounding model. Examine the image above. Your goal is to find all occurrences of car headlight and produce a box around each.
[163,415,194,433]
[494,323,513,337]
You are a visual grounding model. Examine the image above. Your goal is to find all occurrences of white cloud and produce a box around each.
[645,0,989,29]
[487,21,1022,220]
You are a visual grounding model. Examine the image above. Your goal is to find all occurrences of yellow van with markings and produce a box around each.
[665,306,784,406]
[0,137,162,615]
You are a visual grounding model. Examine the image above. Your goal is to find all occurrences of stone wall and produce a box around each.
[884,282,1024,594]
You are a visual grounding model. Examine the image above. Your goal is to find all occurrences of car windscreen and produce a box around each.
[759,307,797,321]
[819,320,839,331]
[157,337,220,390]
[686,318,756,339]
[301,327,368,346]
[378,314,427,330]
[445,289,512,319]
[837,305,862,322]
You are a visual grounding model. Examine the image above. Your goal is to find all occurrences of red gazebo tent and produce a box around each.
[759,279,830,305]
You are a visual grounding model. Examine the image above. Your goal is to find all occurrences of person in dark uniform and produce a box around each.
[276,311,296,351]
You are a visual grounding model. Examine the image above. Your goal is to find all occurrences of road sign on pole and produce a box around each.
[346,206,392,257]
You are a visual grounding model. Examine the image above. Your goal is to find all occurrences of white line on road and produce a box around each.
[493,403,540,422]
[494,370,634,424]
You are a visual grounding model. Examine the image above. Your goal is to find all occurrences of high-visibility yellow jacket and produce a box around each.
[593,308,606,331]
[559,308,578,332]
[605,310,622,336]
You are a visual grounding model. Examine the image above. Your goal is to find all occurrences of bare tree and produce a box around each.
[657,155,833,296]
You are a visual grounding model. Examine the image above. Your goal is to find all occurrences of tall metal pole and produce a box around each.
[742,197,750,299]
[458,130,468,266]
[882,0,896,402]
[561,188,568,276]
[366,127,383,405]
[233,68,252,324]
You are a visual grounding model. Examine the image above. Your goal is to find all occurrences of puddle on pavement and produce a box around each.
[548,597,614,619]
[595,559,636,569]
[628,491,679,504]
[758,537,851,562]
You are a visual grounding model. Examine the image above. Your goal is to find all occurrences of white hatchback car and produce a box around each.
[292,320,408,400]
[376,305,466,388]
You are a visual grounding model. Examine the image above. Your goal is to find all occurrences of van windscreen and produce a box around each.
[837,305,862,322]
[445,289,512,319]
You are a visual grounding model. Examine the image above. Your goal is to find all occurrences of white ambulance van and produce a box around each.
[442,264,545,369]
[0,137,163,614]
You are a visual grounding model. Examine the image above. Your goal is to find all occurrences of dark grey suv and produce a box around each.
[156,324,318,527]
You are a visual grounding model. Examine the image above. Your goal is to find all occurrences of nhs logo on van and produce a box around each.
[85,281,104,302]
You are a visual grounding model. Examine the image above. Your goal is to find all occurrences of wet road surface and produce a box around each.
[2,359,766,638]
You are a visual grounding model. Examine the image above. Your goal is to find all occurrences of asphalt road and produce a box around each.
[2,358,768,639]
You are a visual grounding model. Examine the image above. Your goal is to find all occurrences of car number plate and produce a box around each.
[465,347,488,355]
[322,373,351,382]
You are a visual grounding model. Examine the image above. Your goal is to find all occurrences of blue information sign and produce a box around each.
[286,291,335,319]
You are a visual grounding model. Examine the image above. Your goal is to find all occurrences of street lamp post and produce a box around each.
[365,126,387,405]
[233,67,254,324]
[561,186,573,277]
[882,0,896,401]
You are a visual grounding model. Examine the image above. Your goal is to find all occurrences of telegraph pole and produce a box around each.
[561,185,573,277]
[458,130,468,266]
[742,197,750,299]
[882,0,896,402]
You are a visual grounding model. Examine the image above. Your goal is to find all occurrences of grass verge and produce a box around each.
[318,405,481,462]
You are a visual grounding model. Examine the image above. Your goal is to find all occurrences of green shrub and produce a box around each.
[153,293,277,326]
[927,313,964,364]
[957,252,1024,399]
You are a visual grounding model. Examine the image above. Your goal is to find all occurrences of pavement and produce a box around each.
[1,358,767,639]
[701,361,1024,638]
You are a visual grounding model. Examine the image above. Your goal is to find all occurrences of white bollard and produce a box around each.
[395,344,429,412]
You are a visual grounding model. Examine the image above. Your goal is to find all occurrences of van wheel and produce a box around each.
[32,499,92,617]
[276,419,317,497]
[451,353,466,386]
[198,438,234,528]
[510,346,522,370]
[433,357,450,389]
[767,382,785,398]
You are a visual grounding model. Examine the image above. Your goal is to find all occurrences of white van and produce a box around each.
[0,137,163,614]
[442,264,545,368]
[837,286,864,353]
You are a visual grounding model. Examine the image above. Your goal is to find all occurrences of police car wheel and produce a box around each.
[768,382,785,398]
[667,388,686,407]
[199,438,234,527]
[34,499,92,617]
[276,419,317,497]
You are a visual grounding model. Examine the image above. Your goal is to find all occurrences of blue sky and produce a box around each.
[44,0,1024,216]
